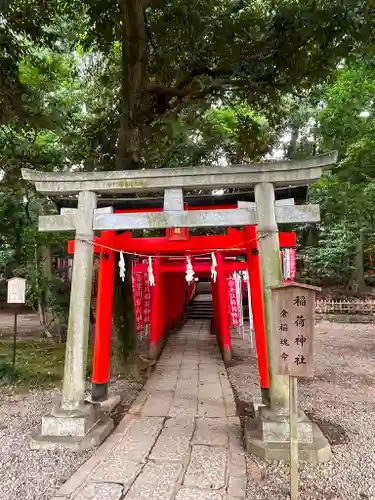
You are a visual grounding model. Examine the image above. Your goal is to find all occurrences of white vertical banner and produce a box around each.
[234,272,243,338]
[286,248,291,280]
[244,271,255,350]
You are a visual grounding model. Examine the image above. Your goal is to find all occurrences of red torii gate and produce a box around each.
[68,225,296,402]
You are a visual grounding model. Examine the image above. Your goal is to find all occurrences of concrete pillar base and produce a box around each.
[223,347,232,362]
[148,341,162,360]
[91,382,108,402]
[245,406,332,463]
[29,401,113,452]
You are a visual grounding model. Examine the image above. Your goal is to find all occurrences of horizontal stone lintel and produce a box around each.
[39,205,320,232]
[22,152,337,195]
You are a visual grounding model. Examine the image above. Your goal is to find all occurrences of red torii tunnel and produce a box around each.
[68,226,296,402]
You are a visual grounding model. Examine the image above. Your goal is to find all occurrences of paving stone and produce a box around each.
[128,390,149,415]
[150,418,194,461]
[144,374,178,393]
[74,483,123,500]
[125,462,183,500]
[227,475,246,498]
[184,445,227,490]
[224,400,237,417]
[198,383,223,400]
[227,417,244,455]
[175,381,198,397]
[198,397,226,418]
[175,487,223,500]
[126,416,164,442]
[90,455,142,485]
[141,391,174,416]
[89,417,164,483]
[193,418,229,447]
[169,394,197,418]
[228,453,246,477]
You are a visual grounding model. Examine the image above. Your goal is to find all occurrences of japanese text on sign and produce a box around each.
[7,277,26,304]
[272,284,319,378]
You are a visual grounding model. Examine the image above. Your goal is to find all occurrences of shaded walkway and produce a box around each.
[53,320,246,500]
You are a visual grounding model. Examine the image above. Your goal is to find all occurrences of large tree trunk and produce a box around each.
[115,1,149,364]
[350,229,366,294]
[117,0,148,170]
[287,123,300,159]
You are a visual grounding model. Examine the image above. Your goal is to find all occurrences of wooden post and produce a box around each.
[12,313,18,378]
[290,376,299,500]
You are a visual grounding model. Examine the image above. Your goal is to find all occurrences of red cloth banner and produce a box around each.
[132,259,152,333]
[289,248,297,280]
[282,248,297,281]
[132,270,144,332]
[228,278,240,327]
[143,278,151,326]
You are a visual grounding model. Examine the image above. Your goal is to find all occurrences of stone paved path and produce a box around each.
[52,320,246,500]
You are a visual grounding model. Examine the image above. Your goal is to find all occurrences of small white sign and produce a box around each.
[7,277,26,304]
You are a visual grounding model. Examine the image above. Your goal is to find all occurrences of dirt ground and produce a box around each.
[228,321,375,500]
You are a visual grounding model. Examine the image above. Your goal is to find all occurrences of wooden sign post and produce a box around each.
[7,277,26,378]
[271,282,320,500]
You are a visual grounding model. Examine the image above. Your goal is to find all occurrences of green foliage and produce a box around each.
[320,63,375,160]
[0,361,21,383]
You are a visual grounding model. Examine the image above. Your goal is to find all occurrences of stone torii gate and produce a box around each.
[23,151,337,455]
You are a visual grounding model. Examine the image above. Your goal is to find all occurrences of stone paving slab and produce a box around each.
[74,483,123,500]
[175,488,223,500]
[150,418,195,461]
[193,418,229,447]
[125,462,183,500]
[141,391,174,416]
[50,320,245,500]
[184,445,227,490]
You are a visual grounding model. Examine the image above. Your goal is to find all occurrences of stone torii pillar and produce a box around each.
[35,192,116,451]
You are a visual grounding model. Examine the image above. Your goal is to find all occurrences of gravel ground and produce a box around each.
[228,321,375,500]
[0,377,140,500]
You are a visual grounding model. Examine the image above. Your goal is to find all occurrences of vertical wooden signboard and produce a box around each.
[271,282,320,500]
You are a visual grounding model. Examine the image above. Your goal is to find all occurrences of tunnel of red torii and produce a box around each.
[66,194,298,403]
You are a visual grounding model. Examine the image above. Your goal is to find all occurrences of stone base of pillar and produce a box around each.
[223,346,232,362]
[245,406,332,463]
[29,401,113,452]
[91,382,108,402]
[148,341,162,360]
[85,394,121,414]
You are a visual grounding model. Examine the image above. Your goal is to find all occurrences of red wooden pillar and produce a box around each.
[216,252,231,361]
[211,277,219,335]
[149,258,163,359]
[164,273,174,329]
[92,231,115,402]
[172,273,185,325]
[245,225,270,402]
